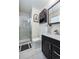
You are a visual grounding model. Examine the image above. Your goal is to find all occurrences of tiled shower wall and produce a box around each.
[19,12,31,42]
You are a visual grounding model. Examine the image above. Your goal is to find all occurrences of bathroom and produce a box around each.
[19,0,60,59]
[1,0,79,59]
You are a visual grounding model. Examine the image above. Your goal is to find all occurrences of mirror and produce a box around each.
[48,1,60,26]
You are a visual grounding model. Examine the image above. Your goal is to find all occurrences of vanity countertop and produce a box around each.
[42,33,60,41]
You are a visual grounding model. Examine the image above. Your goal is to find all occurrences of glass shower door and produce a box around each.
[19,16,31,44]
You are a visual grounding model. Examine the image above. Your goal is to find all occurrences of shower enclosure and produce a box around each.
[19,15,32,51]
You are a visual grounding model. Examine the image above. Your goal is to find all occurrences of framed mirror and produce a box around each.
[48,0,60,26]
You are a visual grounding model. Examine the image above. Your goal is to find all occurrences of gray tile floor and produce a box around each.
[19,40,47,59]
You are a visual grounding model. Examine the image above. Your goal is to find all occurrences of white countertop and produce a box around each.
[42,33,60,41]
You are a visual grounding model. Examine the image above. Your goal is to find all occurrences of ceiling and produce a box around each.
[19,0,58,15]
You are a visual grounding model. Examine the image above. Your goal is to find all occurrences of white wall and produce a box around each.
[31,8,41,39]
[39,23,48,35]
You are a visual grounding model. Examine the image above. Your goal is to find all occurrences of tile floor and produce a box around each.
[19,40,47,59]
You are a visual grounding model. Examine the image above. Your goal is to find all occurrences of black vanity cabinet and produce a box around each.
[42,35,52,59]
[51,40,60,59]
[42,35,60,59]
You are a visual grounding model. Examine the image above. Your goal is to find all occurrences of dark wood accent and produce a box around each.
[42,35,52,59]
[42,35,60,59]
[39,9,48,23]
[49,22,60,26]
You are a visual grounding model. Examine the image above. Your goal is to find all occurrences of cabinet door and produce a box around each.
[45,40,52,59]
[42,36,52,59]
[52,44,60,59]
